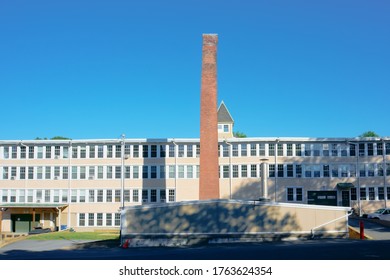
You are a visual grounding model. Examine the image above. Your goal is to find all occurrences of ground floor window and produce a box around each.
[286,187,303,202]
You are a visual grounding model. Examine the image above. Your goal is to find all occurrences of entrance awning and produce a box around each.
[0,203,68,210]
[336,183,354,189]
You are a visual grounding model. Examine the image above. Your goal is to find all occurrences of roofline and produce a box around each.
[218,100,235,123]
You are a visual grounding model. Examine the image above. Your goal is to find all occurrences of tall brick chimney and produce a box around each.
[199,34,219,200]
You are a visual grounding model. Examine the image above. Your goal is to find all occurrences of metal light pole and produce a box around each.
[121,134,125,210]
[349,141,361,216]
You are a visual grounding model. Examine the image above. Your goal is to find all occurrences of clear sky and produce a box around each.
[0,0,389,140]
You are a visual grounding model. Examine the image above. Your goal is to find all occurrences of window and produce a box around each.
[287,187,303,202]
[187,145,193,157]
[89,145,95,158]
[277,164,284,177]
[142,190,148,202]
[53,190,59,203]
[367,143,374,156]
[241,144,247,156]
[37,167,43,179]
[44,190,51,203]
[27,190,33,203]
[251,164,257,178]
[3,147,9,159]
[305,165,312,178]
[178,145,185,157]
[160,190,166,202]
[79,190,86,202]
[287,165,293,177]
[107,145,113,158]
[168,189,175,202]
[160,145,166,157]
[233,165,239,178]
[223,165,229,178]
[133,145,139,158]
[359,164,366,177]
[143,145,149,158]
[98,166,104,179]
[133,166,139,179]
[20,167,26,179]
[133,189,139,202]
[88,213,94,226]
[72,166,77,179]
[2,167,8,180]
[124,190,130,202]
[98,145,104,158]
[368,187,375,200]
[359,143,365,156]
[63,146,69,159]
[115,166,121,179]
[125,166,130,179]
[323,165,330,177]
[349,144,356,156]
[79,213,85,226]
[115,213,121,226]
[232,144,238,157]
[340,144,348,157]
[250,144,257,156]
[169,166,175,179]
[187,166,193,179]
[19,190,25,203]
[142,166,148,179]
[45,166,51,179]
[367,164,375,177]
[106,190,112,202]
[268,144,275,156]
[80,146,86,158]
[151,166,157,179]
[295,165,302,178]
[115,190,121,202]
[28,167,34,180]
[20,146,26,159]
[241,165,247,178]
[97,190,103,202]
[115,145,121,158]
[2,190,8,203]
[107,166,113,179]
[80,166,86,179]
[286,144,293,156]
[196,145,200,157]
[151,189,157,202]
[351,188,357,200]
[378,187,384,200]
[360,187,367,200]
[223,144,229,157]
[54,166,60,178]
[29,146,34,159]
[106,214,112,226]
[277,144,283,156]
[10,190,16,202]
[125,145,131,157]
[296,144,302,156]
[151,145,157,157]
[332,165,339,177]
[160,165,166,179]
[89,190,95,203]
[89,166,95,179]
[331,144,338,156]
[224,124,229,132]
[72,146,78,158]
[37,146,43,159]
[96,213,103,226]
[71,190,77,203]
[269,164,275,178]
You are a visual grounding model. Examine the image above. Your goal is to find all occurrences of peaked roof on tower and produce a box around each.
[217,101,234,123]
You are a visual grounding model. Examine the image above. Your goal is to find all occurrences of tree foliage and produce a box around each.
[233,131,247,138]
[359,131,379,138]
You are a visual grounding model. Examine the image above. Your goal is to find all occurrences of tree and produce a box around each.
[359,131,379,138]
[233,131,247,138]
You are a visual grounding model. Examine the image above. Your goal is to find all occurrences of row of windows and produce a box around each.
[286,186,390,202]
[2,142,390,160]
[1,165,201,180]
[78,213,121,227]
[3,162,390,181]
[0,189,176,204]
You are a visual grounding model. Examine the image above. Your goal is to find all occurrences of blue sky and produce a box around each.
[0,0,389,140]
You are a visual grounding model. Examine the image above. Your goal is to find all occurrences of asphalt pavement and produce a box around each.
[348,217,390,240]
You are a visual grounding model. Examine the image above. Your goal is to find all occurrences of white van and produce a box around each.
[367,208,390,221]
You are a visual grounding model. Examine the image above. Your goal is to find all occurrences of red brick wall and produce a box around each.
[199,34,220,200]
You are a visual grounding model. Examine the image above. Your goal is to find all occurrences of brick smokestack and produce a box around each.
[199,34,219,200]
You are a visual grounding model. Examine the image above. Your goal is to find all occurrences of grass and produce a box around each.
[26,230,120,241]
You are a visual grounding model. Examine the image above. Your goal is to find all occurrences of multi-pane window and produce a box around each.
[178,165,185,178]
[71,190,77,203]
[89,145,95,158]
[268,144,275,156]
[72,146,78,158]
[88,213,94,226]
[295,165,302,177]
[160,190,166,202]
[107,166,113,179]
[232,144,238,157]
[142,166,148,179]
[106,214,112,226]
[332,165,339,177]
[196,145,200,157]
[72,166,77,179]
[359,143,365,156]
[287,187,303,202]
[61,190,68,203]
[368,187,375,200]
[89,166,95,179]
[160,166,166,179]
[269,164,275,178]
[97,213,103,226]
[360,187,367,200]
[115,145,121,158]
[79,213,85,226]
[115,190,121,202]
[98,145,104,158]
[98,166,104,179]
[296,144,302,156]
[133,166,139,179]
[277,144,283,156]
[323,165,330,177]
[187,145,193,157]
[54,166,60,178]
[107,145,113,158]
[178,145,185,157]
[151,145,157,157]
[63,146,69,158]
[251,164,257,178]
[250,144,257,156]
[20,167,26,179]
[349,144,356,156]
[367,143,374,156]
[287,165,294,177]
[277,164,284,177]
[133,189,139,203]
[29,146,34,159]
[45,166,51,179]
[3,147,9,159]
[53,190,59,203]
[20,146,26,159]
[37,167,43,179]
[19,190,25,203]
[222,144,229,157]
[80,146,86,158]
[169,145,175,157]
[151,189,157,203]
[233,165,239,178]
[106,190,112,202]
[142,190,148,202]
[287,144,293,156]
[37,146,43,159]
[223,165,229,178]
[187,166,193,179]
[89,190,95,202]
[168,189,175,202]
[115,213,121,226]
[115,166,121,179]
[80,166,86,179]
[241,165,247,178]
[44,190,51,203]
[97,190,104,202]
[79,190,86,203]
[124,190,130,202]
[28,167,34,179]
[241,144,247,156]
[125,166,130,179]
[143,145,149,158]
[133,145,139,158]
[160,145,166,157]
[2,190,8,202]
[2,167,8,180]
[351,188,357,200]
[151,166,157,179]
[169,166,176,179]
[331,144,338,156]
[125,145,131,157]
[27,190,33,203]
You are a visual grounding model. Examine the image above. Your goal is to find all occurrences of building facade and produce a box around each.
[1,128,389,232]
